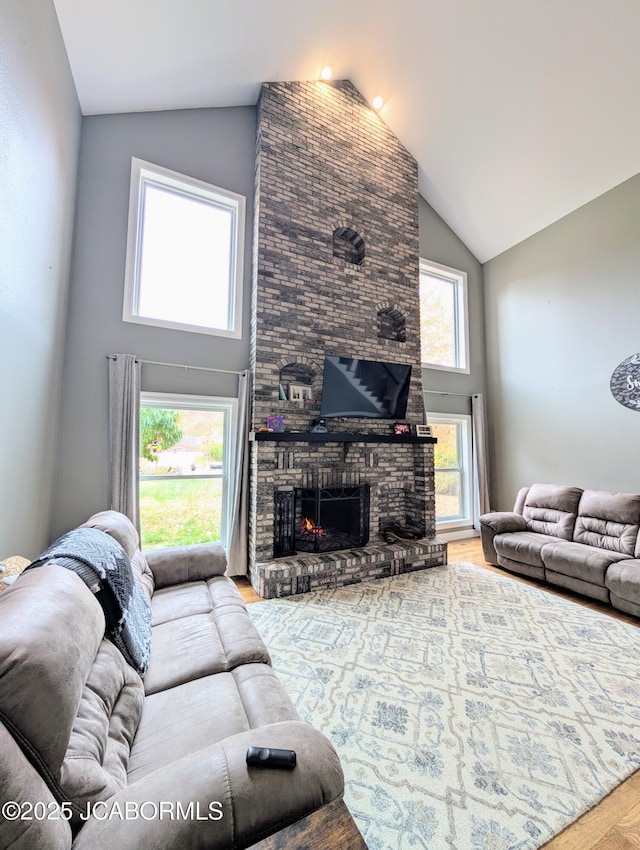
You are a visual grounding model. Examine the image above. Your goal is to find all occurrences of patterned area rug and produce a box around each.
[248,562,640,850]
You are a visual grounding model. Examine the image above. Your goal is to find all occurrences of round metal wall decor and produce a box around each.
[610,353,640,411]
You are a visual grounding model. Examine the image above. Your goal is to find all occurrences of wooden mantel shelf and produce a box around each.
[250,431,436,444]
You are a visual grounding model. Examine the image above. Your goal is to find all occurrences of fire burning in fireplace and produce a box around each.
[300,517,325,536]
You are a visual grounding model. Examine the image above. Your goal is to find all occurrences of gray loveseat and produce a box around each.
[480,483,640,617]
[0,510,345,849]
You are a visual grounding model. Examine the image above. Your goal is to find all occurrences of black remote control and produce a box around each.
[246,746,297,770]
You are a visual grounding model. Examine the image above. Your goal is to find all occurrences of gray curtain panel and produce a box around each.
[108,354,141,533]
[471,392,490,527]
[227,370,251,576]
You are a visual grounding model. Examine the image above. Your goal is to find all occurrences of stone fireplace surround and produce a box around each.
[248,79,447,598]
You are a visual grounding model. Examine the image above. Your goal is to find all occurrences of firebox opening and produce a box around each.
[296,484,370,553]
[273,484,370,557]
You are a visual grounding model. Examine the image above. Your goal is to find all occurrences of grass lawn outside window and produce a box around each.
[139,477,223,549]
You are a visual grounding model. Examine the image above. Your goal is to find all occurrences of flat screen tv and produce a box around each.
[319,356,412,419]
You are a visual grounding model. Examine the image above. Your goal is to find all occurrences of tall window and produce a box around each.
[427,413,474,529]
[139,394,236,549]
[419,260,469,372]
[123,158,245,338]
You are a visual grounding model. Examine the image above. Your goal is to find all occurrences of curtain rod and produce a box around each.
[107,354,245,376]
[424,390,476,398]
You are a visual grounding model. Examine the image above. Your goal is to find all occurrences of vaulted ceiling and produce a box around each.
[52,0,640,262]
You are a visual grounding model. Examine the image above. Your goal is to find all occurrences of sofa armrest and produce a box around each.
[479,512,528,566]
[144,543,227,589]
[71,722,344,850]
[480,512,528,535]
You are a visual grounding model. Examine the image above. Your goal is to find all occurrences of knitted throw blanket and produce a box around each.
[27,527,152,675]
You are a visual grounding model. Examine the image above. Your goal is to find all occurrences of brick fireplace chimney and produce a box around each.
[249,80,445,597]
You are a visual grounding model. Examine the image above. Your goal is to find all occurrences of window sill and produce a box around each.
[435,526,479,542]
[123,312,242,339]
[421,362,470,375]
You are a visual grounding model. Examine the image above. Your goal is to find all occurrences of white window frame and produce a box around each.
[123,158,245,338]
[139,392,237,548]
[427,411,474,531]
[420,259,470,374]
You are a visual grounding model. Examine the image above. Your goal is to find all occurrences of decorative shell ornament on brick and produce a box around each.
[610,353,640,411]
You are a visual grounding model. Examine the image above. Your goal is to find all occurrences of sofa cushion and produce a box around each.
[145,576,271,694]
[151,581,213,626]
[82,510,140,560]
[128,664,299,784]
[145,542,228,589]
[0,565,104,778]
[605,559,640,606]
[573,490,640,556]
[0,722,73,850]
[542,539,631,586]
[544,570,611,603]
[59,640,144,815]
[151,576,248,626]
[82,512,156,601]
[206,576,273,669]
[131,550,155,602]
[494,531,561,568]
[145,613,229,695]
[513,486,530,514]
[520,483,583,539]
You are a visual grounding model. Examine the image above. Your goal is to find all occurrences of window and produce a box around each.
[123,158,245,337]
[139,393,236,549]
[419,260,469,372]
[427,413,474,529]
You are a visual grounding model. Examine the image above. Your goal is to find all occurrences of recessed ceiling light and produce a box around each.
[320,66,333,81]
[372,96,384,110]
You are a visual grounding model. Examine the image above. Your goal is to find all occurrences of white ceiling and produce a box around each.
[52,0,640,262]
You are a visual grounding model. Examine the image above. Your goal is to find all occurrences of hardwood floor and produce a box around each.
[234,575,262,604]
[234,538,640,849]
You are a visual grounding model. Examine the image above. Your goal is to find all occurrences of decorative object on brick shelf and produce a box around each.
[288,384,313,405]
[265,415,285,432]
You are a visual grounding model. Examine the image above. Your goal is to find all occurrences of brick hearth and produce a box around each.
[254,539,448,599]
[249,80,446,598]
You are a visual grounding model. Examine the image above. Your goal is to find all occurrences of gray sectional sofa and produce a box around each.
[480,483,640,617]
[0,510,347,850]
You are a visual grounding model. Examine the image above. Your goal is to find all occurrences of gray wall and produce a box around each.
[52,107,256,539]
[0,0,81,558]
[419,197,486,417]
[51,102,485,541]
[484,173,640,510]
